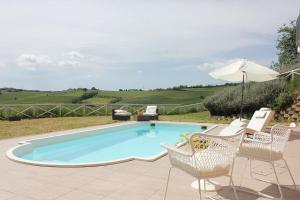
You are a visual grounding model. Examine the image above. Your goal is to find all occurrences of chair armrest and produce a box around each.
[244,132,272,144]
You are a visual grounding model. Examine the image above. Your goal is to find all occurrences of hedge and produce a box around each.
[203,80,292,117]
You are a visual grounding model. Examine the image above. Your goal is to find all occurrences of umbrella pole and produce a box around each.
[240,72,245,119]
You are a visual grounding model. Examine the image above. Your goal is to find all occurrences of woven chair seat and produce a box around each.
[239,142,283,161]
[171,150,231,179]
[239,131,286,161]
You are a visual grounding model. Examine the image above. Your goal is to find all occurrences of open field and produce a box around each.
[0,86,231,105]
[85,87,229,104]
[0,116,115,139]
[0,110,287,140]
[0,90,84,104]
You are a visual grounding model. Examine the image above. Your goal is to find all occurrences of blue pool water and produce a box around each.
[20,122,209,165]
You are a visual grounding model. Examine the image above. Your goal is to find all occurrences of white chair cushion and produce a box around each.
[239,142,283,161]
[114,109,131,116]
[247,110,274,132]
[254,111,267,118]
[230,118,248,127]
[172,150,231,179]
[218,126,244,136]
[260,107,272,111]
[114,109,126,113]
[145,106,157,114]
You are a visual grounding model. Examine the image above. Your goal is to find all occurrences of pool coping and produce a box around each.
[6,121,218,168]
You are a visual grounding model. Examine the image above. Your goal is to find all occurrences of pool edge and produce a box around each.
[6,121,218,168]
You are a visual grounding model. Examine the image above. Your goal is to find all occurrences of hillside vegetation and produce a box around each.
[0,86,231,105]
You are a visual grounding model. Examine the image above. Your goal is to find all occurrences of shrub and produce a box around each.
[203,80,288,117]
[109,97,122,104]
[273,92,294,112]
[71,90,98,104]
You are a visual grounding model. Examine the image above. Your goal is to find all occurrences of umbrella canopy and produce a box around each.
[209,59,279,118]
[209,59,279,82]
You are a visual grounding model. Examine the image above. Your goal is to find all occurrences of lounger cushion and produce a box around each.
[247,110,274,132]
[260,107,272,111]
[230,118,248,127]
[145,106,157,114]
[114,110,131,116]
[115,112,131,116]
[254,111,267,118]
[218,126,244,136]
[114,109,127,113]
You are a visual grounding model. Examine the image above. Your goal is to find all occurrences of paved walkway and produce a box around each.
[0,124,299,200]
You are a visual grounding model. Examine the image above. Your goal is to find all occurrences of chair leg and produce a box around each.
[236,159,283,199]
[230,158,239,200]
[283,158,297,190]
[238,158,249,188]
[230,176,239,200]
[163,167,173,200]
[250,158,296,191]
[271,161,283,200]
[198,179,203,200]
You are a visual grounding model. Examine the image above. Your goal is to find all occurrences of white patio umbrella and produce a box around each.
[209,59,279,117]
[191,59,279,192]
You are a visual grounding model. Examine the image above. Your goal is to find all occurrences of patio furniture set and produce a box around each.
[112,105,159,121]
[162,107,296,200]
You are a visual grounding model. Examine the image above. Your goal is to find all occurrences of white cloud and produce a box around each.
[0,0,298,90]
[16,54,52,70]
[0,61,5,69]
[59,51,84,67]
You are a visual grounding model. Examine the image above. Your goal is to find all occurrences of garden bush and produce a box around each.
[203,80,291,117]
[71,90,98,104]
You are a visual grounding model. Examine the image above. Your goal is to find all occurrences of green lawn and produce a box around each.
[84,87,229,105]
[0,111,286,140]
[0,112,231,140]
[0,90,84,104]
[0,87,229,105]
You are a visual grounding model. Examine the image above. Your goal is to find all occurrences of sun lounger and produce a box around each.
[112,109,131,121]
[218,107,274,136]
[141,105,159,120]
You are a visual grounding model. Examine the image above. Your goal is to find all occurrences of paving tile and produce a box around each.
[0,124,299,200]
[0,190,14,200]
[56,189,105,200]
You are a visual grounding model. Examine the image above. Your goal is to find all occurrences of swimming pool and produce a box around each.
[7,122,215,167]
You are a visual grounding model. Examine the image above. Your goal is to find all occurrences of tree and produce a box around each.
[273,21,298,71]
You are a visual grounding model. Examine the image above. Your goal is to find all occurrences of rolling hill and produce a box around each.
[0,86,232,105]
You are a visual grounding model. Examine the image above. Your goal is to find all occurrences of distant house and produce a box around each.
[297,10,300,53]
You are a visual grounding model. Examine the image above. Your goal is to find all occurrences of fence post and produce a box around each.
[105,104,108,116]
[83,104,86,116]
[32,105,36,118]
[4,105,8,119]
[59,104,62,117]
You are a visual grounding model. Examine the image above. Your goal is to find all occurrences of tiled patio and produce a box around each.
[0,124,299,200]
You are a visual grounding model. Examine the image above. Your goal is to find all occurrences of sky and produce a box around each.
[0,0,299,91]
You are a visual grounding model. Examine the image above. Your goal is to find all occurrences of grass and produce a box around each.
[85,87,229,105]
[0,90,84,104]
[0,112,232,140]
[0,87,231,105]
[0,116,115,140]
[0,111,288,140]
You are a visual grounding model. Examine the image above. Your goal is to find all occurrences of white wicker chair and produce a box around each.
[161,130,245,200]
[237,125,296,199]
